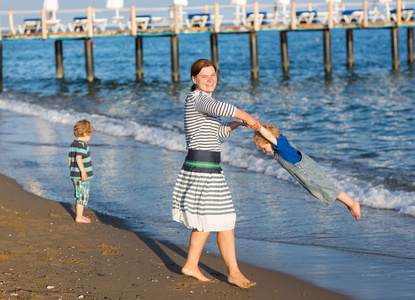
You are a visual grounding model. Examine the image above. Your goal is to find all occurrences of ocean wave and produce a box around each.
[1,97,414,218]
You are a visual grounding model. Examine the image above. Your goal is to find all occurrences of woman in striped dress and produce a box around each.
[172,59,260,288]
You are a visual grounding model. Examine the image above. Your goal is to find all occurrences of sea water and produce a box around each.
[0,29,414,299]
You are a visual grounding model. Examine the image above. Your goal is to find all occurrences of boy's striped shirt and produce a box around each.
[68,140,93,180]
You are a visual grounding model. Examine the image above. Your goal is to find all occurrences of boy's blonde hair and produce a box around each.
[253,124,281,147]
[73,119,94,137]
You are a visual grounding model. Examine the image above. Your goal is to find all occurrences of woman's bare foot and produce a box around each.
[228,272,256,289]
[75,216,91,223]
[348,201,361,221]
[182,267,211,282]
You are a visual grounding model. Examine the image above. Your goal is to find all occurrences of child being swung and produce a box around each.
[252,123,361,221]
[68,120,94,223]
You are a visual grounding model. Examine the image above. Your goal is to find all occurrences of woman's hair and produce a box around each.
[253,124,281,147]
[190,59,216,91]
[73,119,94,137]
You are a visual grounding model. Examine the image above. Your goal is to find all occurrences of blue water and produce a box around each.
[0,28,414,299]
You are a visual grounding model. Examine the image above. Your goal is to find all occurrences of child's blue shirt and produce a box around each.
[272,134,302,164]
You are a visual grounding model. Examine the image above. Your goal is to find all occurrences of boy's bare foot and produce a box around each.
[348,201,361,221]
[75,216,91,223]
[228,272,256,289]
[181,267,211,282]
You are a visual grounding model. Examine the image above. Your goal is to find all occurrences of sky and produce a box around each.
[0,1,314,10]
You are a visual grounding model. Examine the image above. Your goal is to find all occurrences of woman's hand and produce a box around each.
[244,115,261,131]
[233,108,261,130]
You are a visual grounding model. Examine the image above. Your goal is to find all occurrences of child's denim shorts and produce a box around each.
[274,145,341,206]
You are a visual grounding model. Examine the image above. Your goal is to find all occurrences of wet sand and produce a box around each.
[0,174,353,299]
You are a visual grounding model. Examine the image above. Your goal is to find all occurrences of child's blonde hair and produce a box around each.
[253,124,281,147]
[73,119,94,137]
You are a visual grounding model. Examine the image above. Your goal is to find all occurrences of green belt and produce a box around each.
[183,159,221,169]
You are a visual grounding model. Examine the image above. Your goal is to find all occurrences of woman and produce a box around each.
[172,58,260,288]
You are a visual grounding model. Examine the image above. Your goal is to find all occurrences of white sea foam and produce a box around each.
[1,98,414,218]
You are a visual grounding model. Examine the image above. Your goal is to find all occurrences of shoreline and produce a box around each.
[0,173,354,299]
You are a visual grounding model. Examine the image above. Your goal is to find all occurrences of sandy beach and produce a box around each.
[0,173,354,299]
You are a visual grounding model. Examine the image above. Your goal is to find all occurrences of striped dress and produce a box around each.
[172,90,237,232]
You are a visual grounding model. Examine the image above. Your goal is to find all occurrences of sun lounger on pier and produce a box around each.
[261,13,280,25]
[111,15,125,30]
[70,17,107,32]
[19,18,63,34]
[150,16,166,28]
[340,10,364,23]
[22,18,41,34]
[390,8,414,21]
[135,15,151,30]
[92,17,108,31]
[186,13,210,28]
[45,19,62,33]
[71,17,88,32]
[246,12,266,26]
[368,10,380,22]
[123,15,166,31]
[296,11,317,24]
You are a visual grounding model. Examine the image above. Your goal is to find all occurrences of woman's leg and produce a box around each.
[337,191,361,221]
[217,229,256,288]
[182,229,211,281]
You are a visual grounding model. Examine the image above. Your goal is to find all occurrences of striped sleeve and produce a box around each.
[218,122,230,138]
[194,92,236,118]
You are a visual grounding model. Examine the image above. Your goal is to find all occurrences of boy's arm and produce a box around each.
[259,125,278,146]
[76,155,88,182]
[68,157,71,167]
[225,120,242,133]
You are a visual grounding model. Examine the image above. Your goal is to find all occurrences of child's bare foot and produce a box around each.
[228,272,256,289]
[348,201,361,221]
[75,216,91,223]
[181,267,211,282]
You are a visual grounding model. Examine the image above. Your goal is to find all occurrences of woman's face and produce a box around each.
[192,66,217,96]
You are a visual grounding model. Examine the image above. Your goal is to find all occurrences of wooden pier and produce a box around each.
[0,0,414,92]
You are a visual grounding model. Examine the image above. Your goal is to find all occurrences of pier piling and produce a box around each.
[280,31,289,74]
[211,33,219,75]
[323,30,332,73]
[391,27,400,70]
[249,32,259,79]
[55,40,64,79]
[346,29,354,69]
[171,35,180,82]
[408,28,414,66]
[84,38,95,82]
[135,36,144,80]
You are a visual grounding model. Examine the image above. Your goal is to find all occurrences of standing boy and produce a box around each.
[68,119,94,223]
[252,123,361,221]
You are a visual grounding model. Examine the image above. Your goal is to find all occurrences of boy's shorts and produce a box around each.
[71,179,90,206]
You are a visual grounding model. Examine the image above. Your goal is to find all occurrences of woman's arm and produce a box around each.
[233,108,260,130]
[259,125,278,146]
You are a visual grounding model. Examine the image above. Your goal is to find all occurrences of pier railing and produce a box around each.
[1,1,414,39]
